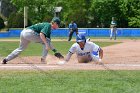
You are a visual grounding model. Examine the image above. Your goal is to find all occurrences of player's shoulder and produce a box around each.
[74,23,77,25]
[35,22,50,27]
[69,23,72,26]
[86,41,94,45]
[70,43,79,49]
[43,22,51,25]
[86,41,98,47]
[43,22,51,29]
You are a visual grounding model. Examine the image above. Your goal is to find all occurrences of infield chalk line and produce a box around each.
[72,64,140,67]
[0,65,59,68]
[106,64,140,67]
[0,64,140,68]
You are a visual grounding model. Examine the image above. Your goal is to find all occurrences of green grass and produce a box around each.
[0,41,121,56]
[0,40,139,93]
[0,70,140,93]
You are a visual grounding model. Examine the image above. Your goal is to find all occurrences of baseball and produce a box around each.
[57,61,66,65]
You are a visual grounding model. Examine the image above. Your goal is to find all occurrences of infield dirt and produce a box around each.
[0,39,140,70]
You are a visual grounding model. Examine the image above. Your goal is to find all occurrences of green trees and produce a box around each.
[127,0,140,27]
[9,0,140,28]
[118,0,140,28]
[8,12,32,28]
[0,17,5,29]
[8,13,24,28]
[11,0,55,24]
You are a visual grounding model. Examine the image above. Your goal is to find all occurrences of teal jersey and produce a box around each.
[28,22,51,38]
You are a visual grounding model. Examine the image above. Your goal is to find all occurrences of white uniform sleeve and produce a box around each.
[90,42,100,62]
[92,43,100,52]
[69,43,77,53]
[65,43,77,62]
[65,52,72,62]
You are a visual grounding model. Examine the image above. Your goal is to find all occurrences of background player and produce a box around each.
[68,21,78,41]
[1,17,63,64]
[110,17,117,40]
[59,34,103,64]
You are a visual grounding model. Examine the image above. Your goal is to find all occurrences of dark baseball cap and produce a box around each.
[52,17,61,26]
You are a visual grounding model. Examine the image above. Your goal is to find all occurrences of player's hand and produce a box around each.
[99,59,102,62]
[54,52,64,59]
[98,59,103,65]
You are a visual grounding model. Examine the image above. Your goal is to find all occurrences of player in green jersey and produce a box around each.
[1,17,64,64]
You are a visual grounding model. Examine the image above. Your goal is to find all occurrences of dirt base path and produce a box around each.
[103,40,140,64]
[0,39,140,70]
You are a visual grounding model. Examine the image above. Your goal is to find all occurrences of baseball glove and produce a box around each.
[54,52,64,59]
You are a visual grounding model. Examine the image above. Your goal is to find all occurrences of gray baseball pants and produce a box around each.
[6,29,54,61]
[110,27,117,40]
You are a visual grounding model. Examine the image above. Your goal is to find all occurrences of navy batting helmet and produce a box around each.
[76,34,86,42]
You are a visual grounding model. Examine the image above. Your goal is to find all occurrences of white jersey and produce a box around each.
[68,41,100,63]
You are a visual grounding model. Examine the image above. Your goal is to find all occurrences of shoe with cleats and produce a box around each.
[1,59,7,64]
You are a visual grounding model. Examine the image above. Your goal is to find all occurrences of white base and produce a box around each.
[57,61,66,65]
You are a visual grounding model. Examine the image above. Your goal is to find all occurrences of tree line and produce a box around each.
[2,0,140,28]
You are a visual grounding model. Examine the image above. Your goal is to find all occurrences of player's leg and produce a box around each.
[30,32,56,63]
[2,29,30,64]
[6,38,30,61]
[110,28,113,40]
[40,38,53,64]
[41,44,48,64]
[68,30,74,41]
[114,28,117,40]
[76,28,78,35]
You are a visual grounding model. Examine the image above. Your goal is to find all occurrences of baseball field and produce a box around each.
[0,37,140,93]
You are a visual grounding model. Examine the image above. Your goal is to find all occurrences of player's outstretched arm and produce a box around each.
[57,51,73,65]
[98,48,103,65]
[99,48,103,59]
[54,52,64,59]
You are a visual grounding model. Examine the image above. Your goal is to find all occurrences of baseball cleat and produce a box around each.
[1,59,7,64]
[41,58,46,64]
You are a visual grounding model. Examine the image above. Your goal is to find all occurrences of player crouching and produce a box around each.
[58,34,103,65]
